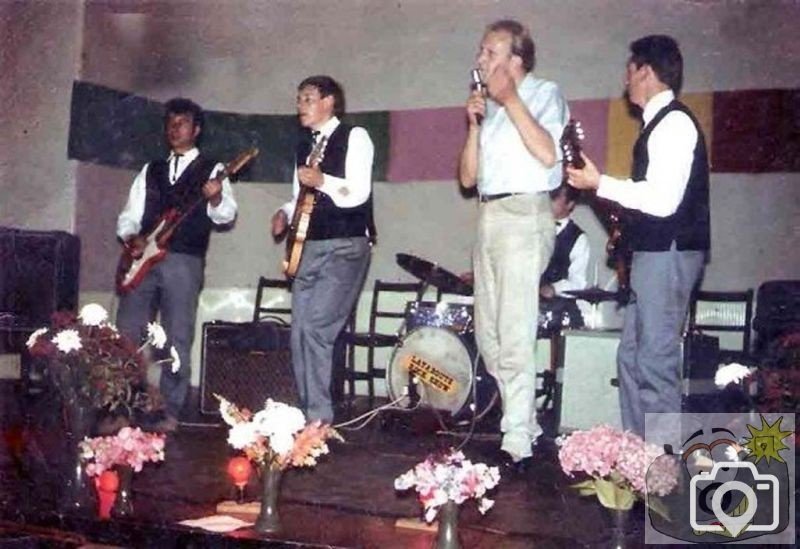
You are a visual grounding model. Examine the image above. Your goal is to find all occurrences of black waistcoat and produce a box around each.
[626,100,710,252]
[296,124,373,241]
[541,220,583,286]
[141,155,217,257]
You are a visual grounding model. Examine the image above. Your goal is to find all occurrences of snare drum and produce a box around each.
[404,301,474,335]
[387,326,497,421]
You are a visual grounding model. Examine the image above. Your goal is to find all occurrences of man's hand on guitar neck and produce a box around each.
[202,178,223,207]
[298,165,324,188]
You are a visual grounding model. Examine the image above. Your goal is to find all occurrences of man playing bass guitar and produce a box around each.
[116,97,238,432]
[271,75,374,423]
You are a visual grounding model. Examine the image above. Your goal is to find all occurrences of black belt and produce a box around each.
[479,192,523,203]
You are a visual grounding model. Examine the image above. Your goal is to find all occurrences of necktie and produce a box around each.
[311,130,321,144]
[171,153,182,182]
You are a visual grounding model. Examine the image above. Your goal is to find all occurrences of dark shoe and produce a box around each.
[494,449,533,476]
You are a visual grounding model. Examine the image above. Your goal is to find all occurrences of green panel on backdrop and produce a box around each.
[68,81,389,182]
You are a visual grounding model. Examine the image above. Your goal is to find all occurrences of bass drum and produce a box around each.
[387,326,497,423]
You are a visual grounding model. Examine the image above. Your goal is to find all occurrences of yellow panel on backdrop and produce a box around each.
[605,92,713,179]
[606,98,640,178]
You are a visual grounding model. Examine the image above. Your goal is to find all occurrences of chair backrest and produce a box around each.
[253,277,292,323]
[688,289,754,353]
[367,280,425,335]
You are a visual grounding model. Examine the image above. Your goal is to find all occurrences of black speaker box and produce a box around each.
[199,321,296,414]
[0,227,80,326]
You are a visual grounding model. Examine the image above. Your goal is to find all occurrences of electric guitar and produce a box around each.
[561,119,631,301]
[283,135,328,278]
[116,147,259,294]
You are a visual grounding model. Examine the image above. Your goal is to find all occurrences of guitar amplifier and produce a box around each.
[558,330,623,432]
[199,321,296,414]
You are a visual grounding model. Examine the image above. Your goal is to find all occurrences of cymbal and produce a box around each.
[396,253,473,296]
[562,287,621,303]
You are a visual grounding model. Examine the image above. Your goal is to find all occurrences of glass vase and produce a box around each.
[604,506,630,549]
[435,501,461,549]
[110,465,134,518]
[254,465,283,534]
[58,397,97,515]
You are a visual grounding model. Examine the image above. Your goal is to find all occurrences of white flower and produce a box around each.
[78,303,108,326]
[270,431,295,456]
[253,399,306,438]
[228,422,258,450]
[26,327,48,349]
[170,346,181,373]
[714,363,754,389]
[217,395,238,427]
[147,322,167,349]
[477,497,495,514]
[52,329,82,353]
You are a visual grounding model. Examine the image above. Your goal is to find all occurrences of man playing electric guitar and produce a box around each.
[271,75,374,423]
[116,97,238,432]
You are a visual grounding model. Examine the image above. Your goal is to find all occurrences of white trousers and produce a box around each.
[473,193,554,459]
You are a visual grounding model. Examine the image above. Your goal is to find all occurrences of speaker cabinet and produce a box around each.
[0,228,80,327]
[199,321,296,414]
[558,330,623,432]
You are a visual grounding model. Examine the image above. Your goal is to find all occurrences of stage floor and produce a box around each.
[0,381,642,547]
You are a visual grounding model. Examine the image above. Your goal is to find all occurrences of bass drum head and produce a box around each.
[387,326,473,414]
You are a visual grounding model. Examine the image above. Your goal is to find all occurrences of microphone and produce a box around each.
[470,68,486,125]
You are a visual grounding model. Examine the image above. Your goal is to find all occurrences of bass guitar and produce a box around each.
[116,147,259,294]
[283,135,328,278]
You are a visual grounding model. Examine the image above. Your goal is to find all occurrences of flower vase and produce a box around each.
[110,465,135,518]
[435,501,461,549]
[603,506,630,549]
[58,397,97,515]
[254,466,283,534]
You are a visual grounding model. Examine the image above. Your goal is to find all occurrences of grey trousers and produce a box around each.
[473,193,554,460]
[618,245,705,437]
[291,237,370,423]
[116,252,204,418]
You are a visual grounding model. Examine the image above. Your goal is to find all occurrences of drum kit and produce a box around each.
[389,253,497,425]
[388,253,622,426]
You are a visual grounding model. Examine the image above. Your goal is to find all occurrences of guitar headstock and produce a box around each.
[308,135,328,168]
[560,119,585,169]
[225,147,260,178]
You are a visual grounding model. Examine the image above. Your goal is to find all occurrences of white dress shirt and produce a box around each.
[116,147,238,240]
[597,90,698,217]
[478,74,569,195]
[552,218,590,296]
[281,116,374,219]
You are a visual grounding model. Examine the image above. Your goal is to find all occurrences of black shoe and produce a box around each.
[494,449,533,476]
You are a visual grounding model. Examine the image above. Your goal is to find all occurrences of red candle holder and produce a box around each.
[227,456,252,503]
[95,470,120,519]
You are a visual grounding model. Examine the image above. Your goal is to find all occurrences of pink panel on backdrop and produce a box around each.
[386,107,467,182]
[567,99,610,174]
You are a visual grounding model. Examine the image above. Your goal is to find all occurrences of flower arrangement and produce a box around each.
[79,426,166,477]
[216,395,342,470]
[558,424,679,512]
[394,449,500,522]
[26,303,174,417]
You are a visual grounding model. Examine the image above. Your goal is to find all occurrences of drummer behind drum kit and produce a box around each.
[389,254,498,427]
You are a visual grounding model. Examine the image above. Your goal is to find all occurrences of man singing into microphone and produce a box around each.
[458,19,569,473]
